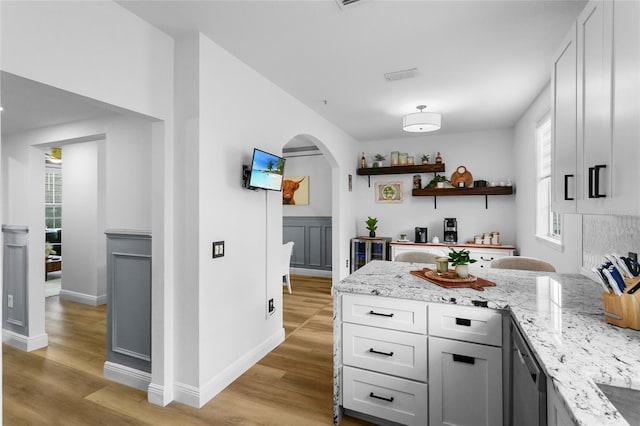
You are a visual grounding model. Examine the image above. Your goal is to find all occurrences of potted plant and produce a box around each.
[365,216,378,238]
[448,248,477,278]
[421,154,430,165]
[373,154,386,168]
[425,175,450,189]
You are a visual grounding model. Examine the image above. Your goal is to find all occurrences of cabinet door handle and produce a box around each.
[453,354,475,365]
[564,174,574,201]
[480,256,494,261]
[369,348,394,357]
[369,310,394,318]
[369,392,394,403]
[594,165,606,198]
[588,165,607,198]
[455,317,471,326]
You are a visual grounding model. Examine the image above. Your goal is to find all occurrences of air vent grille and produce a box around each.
[335,0,363,9]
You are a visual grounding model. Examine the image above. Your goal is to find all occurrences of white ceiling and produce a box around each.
[1,0,586,141]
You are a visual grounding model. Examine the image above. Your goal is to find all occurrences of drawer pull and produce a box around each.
[453,354,475,365]
[480,256,494,261]
[369,392,394,403]
[369,348,394,357]
[369,310,394,318]
[455,317,471,326]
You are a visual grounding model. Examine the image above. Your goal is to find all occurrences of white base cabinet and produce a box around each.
[547,381,574,426]
[428,337,503,426]
[389,243,515,269]
[339,294,504,426]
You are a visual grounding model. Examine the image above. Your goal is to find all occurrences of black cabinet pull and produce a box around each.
[480,256,494,261]
[369,348,394,357]
[453,354,475,365]
[594,165,606,198]
[369,392,394,402]
[455,317,471,326]
[564,174,574,201]
[369,310,394,317]
[588,165,607,198]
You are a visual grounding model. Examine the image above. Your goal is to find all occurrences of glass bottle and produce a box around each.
[360,152,366,168]
[435,152,443,164]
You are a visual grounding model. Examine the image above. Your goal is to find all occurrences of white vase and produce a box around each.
[455,264,469,278]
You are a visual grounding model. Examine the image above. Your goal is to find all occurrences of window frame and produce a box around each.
[534,112,563,250]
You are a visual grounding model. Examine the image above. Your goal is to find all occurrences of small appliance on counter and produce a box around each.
[415,227,428,243]
[443,218,457,243]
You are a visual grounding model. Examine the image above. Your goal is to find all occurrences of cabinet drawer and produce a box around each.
[428,304,502,347]
[343,323,427,382]
[343,366,428,426]
[342,294,427,334]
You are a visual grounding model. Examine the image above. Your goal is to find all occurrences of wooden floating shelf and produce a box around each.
[357,164,445,176]
[412,186,513,197]
[412,186,514,209]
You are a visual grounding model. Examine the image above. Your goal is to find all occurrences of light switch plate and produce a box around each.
[213,241,225,258]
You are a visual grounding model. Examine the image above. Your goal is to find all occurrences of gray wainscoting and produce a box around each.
[283,216,332,271]
[2,225,29,334]
[105,230,152,373]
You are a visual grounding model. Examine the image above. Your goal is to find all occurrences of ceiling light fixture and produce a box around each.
[403,105,441,133]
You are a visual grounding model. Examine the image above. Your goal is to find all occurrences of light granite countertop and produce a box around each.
[333,260,640,426]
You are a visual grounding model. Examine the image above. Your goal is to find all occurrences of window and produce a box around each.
[535,114,561,241]
[45,166,62,228]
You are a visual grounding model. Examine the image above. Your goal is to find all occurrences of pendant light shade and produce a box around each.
[403,105,441,132]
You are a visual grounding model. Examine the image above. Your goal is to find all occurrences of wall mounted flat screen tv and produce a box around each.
[248,148,286,191]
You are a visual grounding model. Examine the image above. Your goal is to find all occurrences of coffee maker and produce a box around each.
[443,218,458,243]
[415,227,428,243]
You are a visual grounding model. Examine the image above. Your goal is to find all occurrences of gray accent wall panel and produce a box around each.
[105,230,152,373]
[283,217,332,271]
[2,225,29,334]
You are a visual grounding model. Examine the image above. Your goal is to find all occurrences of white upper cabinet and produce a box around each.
[551,23,578,213]
[553,0,639,215]
[610,0,640,215]
[576,0,613,214]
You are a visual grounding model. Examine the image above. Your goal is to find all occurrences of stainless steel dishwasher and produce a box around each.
[511,321,547,426]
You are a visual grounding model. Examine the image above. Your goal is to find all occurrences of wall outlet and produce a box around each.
[346,259,349,269]
[268,298,274,314]
[213,241,225,258]
[629,252,638,262]
[7,295,13,308]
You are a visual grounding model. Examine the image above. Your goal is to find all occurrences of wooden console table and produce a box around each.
[45,256,62,281]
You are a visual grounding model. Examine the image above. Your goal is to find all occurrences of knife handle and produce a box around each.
[627,282,640,294]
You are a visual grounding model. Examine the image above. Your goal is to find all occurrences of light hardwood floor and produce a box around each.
[3,275,371,425]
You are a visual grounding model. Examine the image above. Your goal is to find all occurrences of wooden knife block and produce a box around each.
[602,276,640,330]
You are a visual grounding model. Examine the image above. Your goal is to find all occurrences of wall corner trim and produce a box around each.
[174,328,285,408]
[104,361,152,391]
[2,329,48,352]
[147,382,174,407]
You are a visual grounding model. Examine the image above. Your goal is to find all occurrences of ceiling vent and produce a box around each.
[335,0,364,10]
[384,68,418,82]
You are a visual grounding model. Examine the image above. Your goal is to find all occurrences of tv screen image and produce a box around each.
[249,148,286,191]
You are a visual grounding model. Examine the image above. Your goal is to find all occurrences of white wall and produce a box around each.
[2,1,175,404]
[355,129,517,245]
[282,154,332,217]
[63,141,101,302]
[1,1,173,120]
[513,84,582,273]
[169,32,358,407]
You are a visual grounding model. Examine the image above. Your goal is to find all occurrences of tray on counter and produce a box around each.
[411,268,496,292]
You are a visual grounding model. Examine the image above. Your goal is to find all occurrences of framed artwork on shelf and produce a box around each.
[375,181,403,203]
